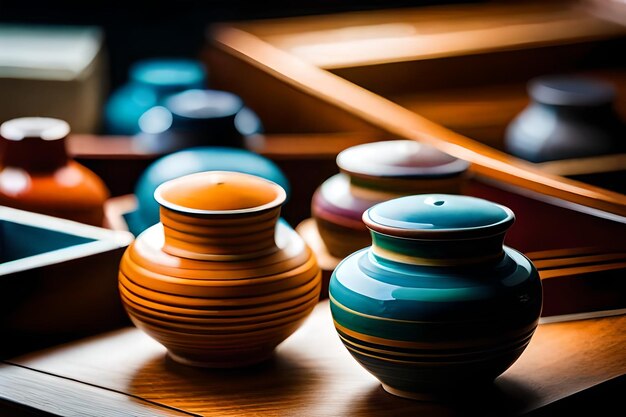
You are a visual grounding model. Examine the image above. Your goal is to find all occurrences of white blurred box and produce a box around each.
[0,25,107,133]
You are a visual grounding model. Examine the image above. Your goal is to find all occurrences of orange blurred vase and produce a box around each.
[119,171,321,367]
[0,117,108,226]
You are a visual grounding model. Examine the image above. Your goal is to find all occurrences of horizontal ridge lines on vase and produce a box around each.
[133,319,305,345]
[331,316,539,350]
[159,206,280,229]
[119,171,320,367]
[161,221,276,242]
[119,260,320,299]
[335,322,537,359]
[120,286,318,324]
[119,269,321,307]
[127,223,310,274]
[121,291,319,324]
[118,274,322,314]
[330,249,539,322]
[123,249,319,286]
[124,301,315,334]
[163,234,278,260]
[329,194,541,398]
[329,291,539,326]
[340,335,532,366]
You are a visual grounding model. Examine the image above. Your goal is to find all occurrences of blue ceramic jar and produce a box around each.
[505,75,626,162]
[329,194,542,400]
[125,147,289,236]
[104,59,207,135]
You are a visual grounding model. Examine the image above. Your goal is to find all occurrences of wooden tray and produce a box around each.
[0,207,133,357]
[1,300,624,416]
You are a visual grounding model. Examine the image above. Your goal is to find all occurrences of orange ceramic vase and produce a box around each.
[119,171,322,367]
[0,117,108,226]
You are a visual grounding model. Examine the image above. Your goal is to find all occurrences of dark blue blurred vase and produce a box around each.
[505,75,626,162]
[134,89,262,153]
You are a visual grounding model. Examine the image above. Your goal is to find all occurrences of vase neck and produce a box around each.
[159,206,281,261]
[1,136,69,172]
[348,174,464,196]
[370,231,506,267]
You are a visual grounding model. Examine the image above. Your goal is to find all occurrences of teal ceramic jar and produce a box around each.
[104,59,207,135]
[329,194,542,400]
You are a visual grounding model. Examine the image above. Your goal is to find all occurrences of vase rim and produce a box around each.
[0,117,70,141]
[154,170,286,215]
[165,89,243,120]
[528,75,616,107]
[130,58,206,89]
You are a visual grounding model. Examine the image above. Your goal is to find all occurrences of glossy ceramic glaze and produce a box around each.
[127,147,289,235]
[134,89,263,153]
[329,194,542,400]
[505,75,626,162]
[0,117,109,226]
[312,140,469,258]
[104,59,207,135]
[119,171,321,367]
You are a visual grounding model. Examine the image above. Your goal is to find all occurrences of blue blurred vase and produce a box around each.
[329,194,542,400]
[104,58,207,135]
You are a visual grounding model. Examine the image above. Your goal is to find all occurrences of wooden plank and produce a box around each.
[0,363,196,416]
[4,300,624,416]
[242,2,625,69]
[532,253,626,269]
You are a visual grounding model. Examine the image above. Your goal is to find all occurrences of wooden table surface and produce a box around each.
[1,301,624,416]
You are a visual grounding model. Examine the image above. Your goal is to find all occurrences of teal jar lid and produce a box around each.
[364,194,514,240]
[130,59,206,92]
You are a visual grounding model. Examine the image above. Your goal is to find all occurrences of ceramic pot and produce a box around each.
[126,147,289,235]
[0,117,109,226]
[312,140,469,258]
[119,171,321,367]
[104,58,207,135]
[329,194,542,400]
[505,75,626,162]
[134,89,262,153]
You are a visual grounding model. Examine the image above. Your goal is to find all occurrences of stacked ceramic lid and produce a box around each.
[119,172,321,367]
[312,140,470,258]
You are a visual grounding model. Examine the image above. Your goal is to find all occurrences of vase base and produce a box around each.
[382,384,449,401]
[168,350,275,368]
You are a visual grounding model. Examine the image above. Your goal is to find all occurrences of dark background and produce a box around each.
[0,0,477,90]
